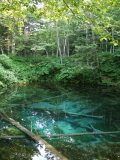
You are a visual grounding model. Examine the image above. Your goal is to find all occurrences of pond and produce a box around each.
[0,82,120,160]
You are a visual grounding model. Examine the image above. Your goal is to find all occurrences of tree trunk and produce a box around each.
[56,21,63,64]
[63,29,68,56]
[45,49,49,57]
[112,29,115,53]
[86,25,89,65]
[1,131,120,139]
[7,38,11,54]
[67,40,70,57]
[11,32,16,55]
[106,41,108,52]
[92,29,95,44]
[1,47,4,54]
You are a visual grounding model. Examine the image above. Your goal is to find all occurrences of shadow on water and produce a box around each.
[0,82,120,159]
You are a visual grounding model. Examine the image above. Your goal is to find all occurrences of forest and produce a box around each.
[0,0,120,88]
[0,1,120,160]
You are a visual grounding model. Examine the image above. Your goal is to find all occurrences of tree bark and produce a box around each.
[11,31,16,55]
[7,38,11,54]
[1,47,4,54]
[111,29,115,53]
[56,21,63,64]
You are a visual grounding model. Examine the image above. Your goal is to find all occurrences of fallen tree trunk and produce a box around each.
[0,135,25,139]
[1,131,120,139]
[14,105,103,119]
[66,112,103,119]
[0,111,68,160]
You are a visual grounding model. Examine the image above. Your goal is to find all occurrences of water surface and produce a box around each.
[0,83,120,159]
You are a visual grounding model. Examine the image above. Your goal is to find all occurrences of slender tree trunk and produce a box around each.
[45,49,49,57]
[63,28,68,56]
[95,50,102,83]
[1,47,4,54]
[56,22,63,64]
[112,29,115,53]
[67,40,70,57]
[86,26,88,45]
[63,38,66,56]
[110,46,112,53]
[56,48,59,57]
[7,38,11,54]
[11,32,16,55]
[91,25,102,84]
[86,25,89,65]
[63,36,67,56]
[50,29,54,56]
[106,41,108,52]
[92,29,95,44]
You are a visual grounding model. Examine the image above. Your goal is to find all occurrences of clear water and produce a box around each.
[0,83,120,160]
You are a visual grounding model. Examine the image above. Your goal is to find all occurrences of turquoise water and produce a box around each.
[0,83,120,159]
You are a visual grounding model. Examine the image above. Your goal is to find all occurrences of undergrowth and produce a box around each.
[0,53,120,88]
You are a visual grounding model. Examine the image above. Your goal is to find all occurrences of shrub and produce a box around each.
[99,52,120,83]
[0,54,13,69]
[0,63,18,85]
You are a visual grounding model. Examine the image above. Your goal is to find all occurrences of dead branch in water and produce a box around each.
[14,105,103,119]
[1,131,120,139]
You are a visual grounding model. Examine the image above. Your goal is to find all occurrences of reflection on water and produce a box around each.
[0,83,120,159]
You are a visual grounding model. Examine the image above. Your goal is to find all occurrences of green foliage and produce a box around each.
[0,63,18,87]
[0,52,120,88]
[0,55,33,87]
[15,36,34,56]
[75,44,97,53]
[0,54,13,69]
[53,58,97,84]
[0,139,35,160]
[0,81,6,88]
[33,57,61,80]
[11,62,32,82]
[99,51,120,84]
[4,126,23,135]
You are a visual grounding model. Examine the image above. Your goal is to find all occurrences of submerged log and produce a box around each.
[14,105,103,119]
[0,111,68,160]
[0,135,25,139]
[1,131,120,139]
[66,112,103,119]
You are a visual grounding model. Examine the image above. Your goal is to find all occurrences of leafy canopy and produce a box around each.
[35,0,119,45]
[0,0,120,43]
[0,0,36,30]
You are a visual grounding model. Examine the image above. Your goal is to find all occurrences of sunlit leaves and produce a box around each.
[0,0,32,29]
[1,0,120,46]
[37,0,119,44]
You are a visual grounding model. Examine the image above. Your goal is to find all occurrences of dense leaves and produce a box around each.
[0,54,120,88]
[0,0,120,87]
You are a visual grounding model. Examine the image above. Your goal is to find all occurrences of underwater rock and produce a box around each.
[54,121,76,134]
[57,101,81,113]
